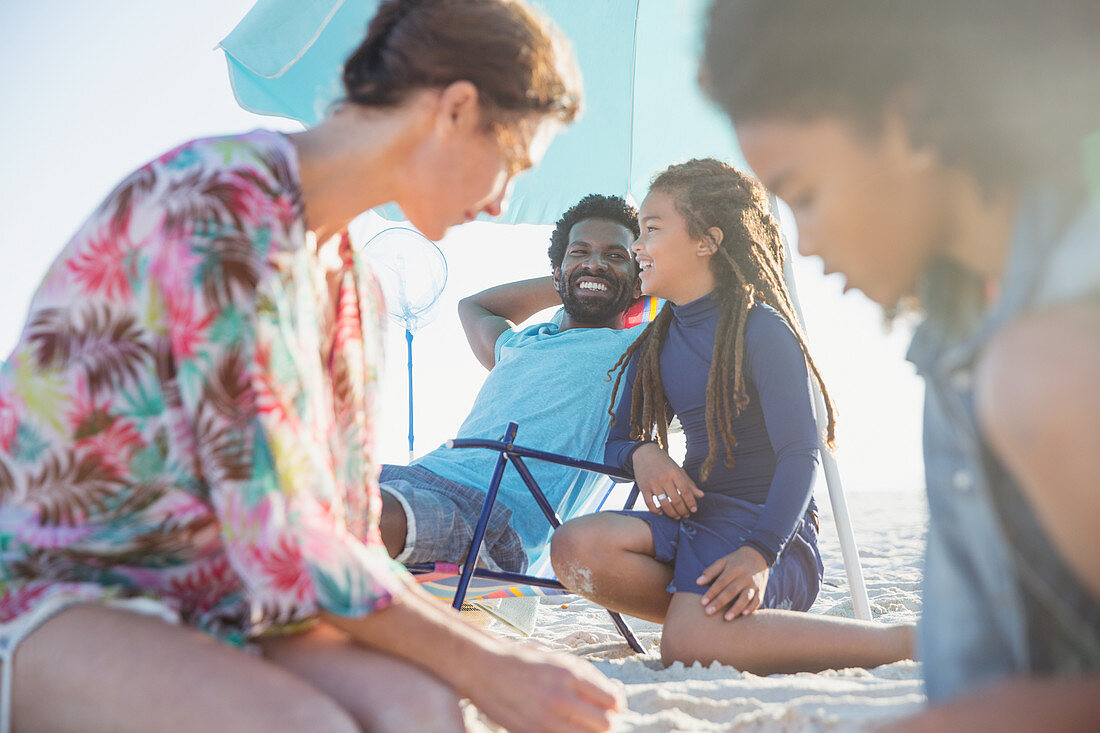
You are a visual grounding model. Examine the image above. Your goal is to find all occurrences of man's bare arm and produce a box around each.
[458,276,562,370]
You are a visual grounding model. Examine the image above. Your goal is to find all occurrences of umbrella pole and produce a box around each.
[771,195,873,621]
[406,328,414,463]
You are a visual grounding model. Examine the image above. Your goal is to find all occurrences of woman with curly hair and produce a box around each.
[702,0,1100,727]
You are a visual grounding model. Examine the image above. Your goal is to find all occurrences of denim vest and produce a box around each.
[908,185,1100,702]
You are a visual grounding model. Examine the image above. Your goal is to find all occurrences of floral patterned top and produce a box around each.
[0,130,407,643]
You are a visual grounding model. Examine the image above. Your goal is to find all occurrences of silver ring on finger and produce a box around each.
[654,493,668,501]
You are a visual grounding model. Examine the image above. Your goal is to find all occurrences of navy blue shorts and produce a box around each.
[618,494,823,611]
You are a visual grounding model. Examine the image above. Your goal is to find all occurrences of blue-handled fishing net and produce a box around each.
[362,227,448,461]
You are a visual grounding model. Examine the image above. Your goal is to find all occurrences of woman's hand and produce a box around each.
[470,641,624,733]
[326,588,623,733]
[630,443,704,519]
[696,545,770,620]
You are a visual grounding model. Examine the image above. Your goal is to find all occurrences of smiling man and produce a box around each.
[378,194,642,573]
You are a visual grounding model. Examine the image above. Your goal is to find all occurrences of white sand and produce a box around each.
[467,491,927,732]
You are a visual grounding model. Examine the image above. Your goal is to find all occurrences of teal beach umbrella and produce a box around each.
[218,0,745,225]
[219,0,876,622]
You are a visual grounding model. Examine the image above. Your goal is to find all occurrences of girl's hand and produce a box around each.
[630,443,704,519]
[697,546,770,620]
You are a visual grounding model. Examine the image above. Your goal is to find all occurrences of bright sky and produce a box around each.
[0,0,925,495]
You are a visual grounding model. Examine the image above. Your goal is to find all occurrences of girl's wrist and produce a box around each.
[625,440,655,470]
[738,542,773,569]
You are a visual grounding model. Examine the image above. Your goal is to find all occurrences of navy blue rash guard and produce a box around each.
[605,293,820,565]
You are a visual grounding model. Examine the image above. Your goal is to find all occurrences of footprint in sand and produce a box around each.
[557,630,606,647]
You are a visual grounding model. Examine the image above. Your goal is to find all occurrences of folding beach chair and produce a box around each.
[405,420,648,653]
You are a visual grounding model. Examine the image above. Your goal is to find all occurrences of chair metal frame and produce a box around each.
[405,420,647,653]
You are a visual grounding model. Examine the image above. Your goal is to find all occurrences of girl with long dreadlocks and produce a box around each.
[552,158,913,673]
